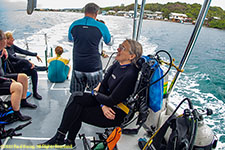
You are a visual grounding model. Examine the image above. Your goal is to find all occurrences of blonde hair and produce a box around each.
[55,46,64,56]
[125,39,143,65]
[5,32,13,39]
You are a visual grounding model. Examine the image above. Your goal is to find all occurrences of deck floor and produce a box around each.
[2,55,146,150]
[3,72,108,150]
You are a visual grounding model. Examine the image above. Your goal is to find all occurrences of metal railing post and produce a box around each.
[167,0,212,96]
[44,33,48,67]
[136,0,146,41]
[132,0,138,40]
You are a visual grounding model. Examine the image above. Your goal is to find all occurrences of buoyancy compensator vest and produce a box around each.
[121,52,168,134]
[0,99,15,125]
[141,55,164,112]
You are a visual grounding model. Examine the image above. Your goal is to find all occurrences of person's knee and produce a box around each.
[18,73,28,82]
[11,82,23,94]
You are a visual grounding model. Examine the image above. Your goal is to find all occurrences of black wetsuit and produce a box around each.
[5,45,38,94]
[6,44,37,57]
[58,62,139,141]
[0,52,18,95]
[68,16,112,93]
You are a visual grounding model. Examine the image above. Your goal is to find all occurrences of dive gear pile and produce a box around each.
[139,98,217,150]
[79,127,121,150]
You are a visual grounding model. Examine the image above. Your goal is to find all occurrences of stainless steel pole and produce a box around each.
[132,0,138,40]
[167,0,212,96]
[136,0,146,41]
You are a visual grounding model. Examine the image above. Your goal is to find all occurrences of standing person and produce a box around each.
[47,46,70,83]
[5,32,42,100]
[0,30,36,120]
[41,39,143,147]
[68,3,113,95]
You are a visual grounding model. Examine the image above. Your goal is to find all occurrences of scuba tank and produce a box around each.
[139,98,218,150]
[194,109,218,149]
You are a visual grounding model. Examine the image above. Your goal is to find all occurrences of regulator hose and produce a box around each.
[103,52,117,73]
[150,49,172,86]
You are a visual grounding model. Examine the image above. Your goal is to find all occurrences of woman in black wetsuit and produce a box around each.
[42,39,143,147]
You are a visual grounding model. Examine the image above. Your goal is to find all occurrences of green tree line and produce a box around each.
[101,2,225,29]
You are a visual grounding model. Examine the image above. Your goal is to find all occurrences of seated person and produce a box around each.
[47,46,70,83]
[41,39,143,147]
[0,30,36,121]
[5,31,43,61]
[4,31,43,100]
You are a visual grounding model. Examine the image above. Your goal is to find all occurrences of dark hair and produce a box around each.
[0,30,5,41]
[84,3,99,14]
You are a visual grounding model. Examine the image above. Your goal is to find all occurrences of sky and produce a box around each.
[3,0,225,10]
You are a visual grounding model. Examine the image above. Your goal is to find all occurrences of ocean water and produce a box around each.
[0,10,225,149]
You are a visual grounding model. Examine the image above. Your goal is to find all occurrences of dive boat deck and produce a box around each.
[2,72,106,150]
[2,55,146,150]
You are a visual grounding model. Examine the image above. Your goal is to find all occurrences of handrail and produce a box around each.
[136,0,146,41]
[167,0,212,96]
[132,0,138,40]
[23,33,49,67]
[27,0,37,15]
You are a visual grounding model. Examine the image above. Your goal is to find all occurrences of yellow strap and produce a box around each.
[117,103,129,114]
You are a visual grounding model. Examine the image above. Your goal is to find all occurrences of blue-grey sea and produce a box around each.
[0,8,225,149]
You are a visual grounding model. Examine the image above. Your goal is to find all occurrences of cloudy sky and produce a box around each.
[3,0,225,10]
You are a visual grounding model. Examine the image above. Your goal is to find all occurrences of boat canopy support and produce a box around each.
[167,0,212,96]
[132,0,138,40]
[136,0,146,41]
[132,0,146,41]
[27,0,37,15]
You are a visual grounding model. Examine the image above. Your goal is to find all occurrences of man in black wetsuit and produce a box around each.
[68,3,113,94]
[42,39,143,148]
[4,31,43,100]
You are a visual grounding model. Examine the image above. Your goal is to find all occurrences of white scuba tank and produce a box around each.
[194,121,217,149]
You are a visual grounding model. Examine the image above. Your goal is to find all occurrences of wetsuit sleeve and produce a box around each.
[102,25,113,46]
[95,71,137,107]
[68,23,74,42]
[13,45,37,56]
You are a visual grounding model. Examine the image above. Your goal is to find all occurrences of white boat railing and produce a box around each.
[23,33,49,67]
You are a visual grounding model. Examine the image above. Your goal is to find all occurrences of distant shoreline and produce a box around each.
[34,8,224,30]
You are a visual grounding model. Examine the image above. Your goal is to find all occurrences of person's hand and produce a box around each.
[101,50,108,58]
[29,61,35,69]
[102,105,116,120]
[94,83,101,91]
[1,48,8,59]
[36,55,42,62]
